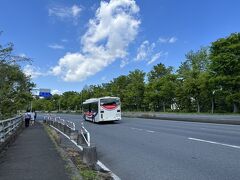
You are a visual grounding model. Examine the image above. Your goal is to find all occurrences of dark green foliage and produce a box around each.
[145,64,176,112]
[0,39,34,119]
[210,33,240,112]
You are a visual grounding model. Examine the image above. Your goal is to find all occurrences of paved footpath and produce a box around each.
[0,122,70,180]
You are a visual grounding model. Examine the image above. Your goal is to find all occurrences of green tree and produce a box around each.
[60,91,80,111]
[177,47,211,113]
[0,38,34,119]
[148,63,173,81]
[125,70,145,111]
[145,63,176,112]
[109,75,129,109]
[210,33,240,113]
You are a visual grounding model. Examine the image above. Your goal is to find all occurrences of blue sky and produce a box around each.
[0,0,239,94]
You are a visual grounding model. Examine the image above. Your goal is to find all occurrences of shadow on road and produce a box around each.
[91,121,122,125]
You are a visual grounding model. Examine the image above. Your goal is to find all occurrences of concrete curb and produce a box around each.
[122,113,240,125]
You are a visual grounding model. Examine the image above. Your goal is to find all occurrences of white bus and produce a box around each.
[82,96,121,123]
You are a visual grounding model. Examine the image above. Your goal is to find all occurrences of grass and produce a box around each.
[67,148,112,180]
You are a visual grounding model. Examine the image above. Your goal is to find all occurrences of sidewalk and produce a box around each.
[0,122,70,180]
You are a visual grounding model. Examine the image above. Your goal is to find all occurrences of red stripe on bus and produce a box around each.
[101,104,118,110]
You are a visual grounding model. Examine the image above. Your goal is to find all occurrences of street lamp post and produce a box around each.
[211,90,215,114]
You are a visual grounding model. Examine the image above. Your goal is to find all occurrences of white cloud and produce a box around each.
[120,59,129,68]
[158,37,168,43]
[169,37,177,43]
[23,65,45,79]
[19,53,27,58]
[48,44,65,50]
[61,39,68,43]
[51,89,62,95]
[134,40,169,65]
[135,40,155,61]
[147,51,168,65]
[158,36,177,44]
[48,4,82,24]
[71,5,81,17]
[51,0,140,82]
[101,76,107,81]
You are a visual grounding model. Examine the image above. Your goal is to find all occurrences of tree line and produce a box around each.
[33,33,240,113]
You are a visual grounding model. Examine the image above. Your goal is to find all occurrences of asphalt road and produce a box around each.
[41,114,240,180]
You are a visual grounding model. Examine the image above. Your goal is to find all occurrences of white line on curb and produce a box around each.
[188,137,240,149]
[97,161,121,180]
[49,125,121,180]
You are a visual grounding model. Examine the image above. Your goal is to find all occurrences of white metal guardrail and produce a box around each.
[80,122,90,147]
[65,120,76,131]
[44,114,90,147]
[0,116,23,143]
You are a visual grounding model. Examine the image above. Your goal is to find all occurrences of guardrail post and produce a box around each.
[0,137,5,143]
[43,117,47,123]
[0,123,4,143]
[59,123,64,132]
[70,130,78,141]
[0,132,4,143]
[82,145,97,166]
[63,125,67,133]
[67,126,71,136]
[63,125,69,135]
[9,121,13,135]
[57,122,61,130]
[77,132,85,145]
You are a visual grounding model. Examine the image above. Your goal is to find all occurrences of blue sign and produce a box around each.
[39,92,52,98]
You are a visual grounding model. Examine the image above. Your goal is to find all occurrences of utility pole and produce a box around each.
[211,90,215,114]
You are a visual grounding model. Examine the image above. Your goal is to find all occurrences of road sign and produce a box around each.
[39,92,52,98]
[39,89,52,98]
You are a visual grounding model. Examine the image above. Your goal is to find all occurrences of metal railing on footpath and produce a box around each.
[43,114,91,147]
[0,116,23,144]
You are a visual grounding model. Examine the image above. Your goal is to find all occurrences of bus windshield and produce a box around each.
[100,98,120,106]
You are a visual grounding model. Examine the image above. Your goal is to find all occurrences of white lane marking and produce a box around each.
[50,125,120,180]
[97,161,121,180]
[131,127,143,131]
[146,130,155,133]
[131,127,155,133]
[188,137,240,149]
